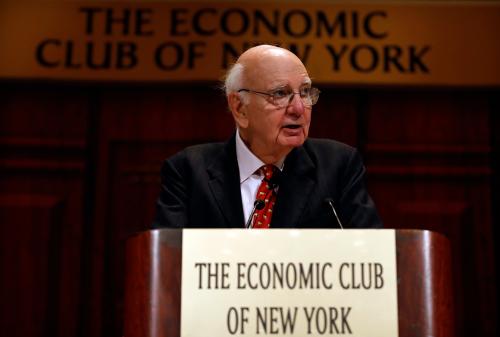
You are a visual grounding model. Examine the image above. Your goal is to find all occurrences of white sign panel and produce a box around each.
[181,229,398,336]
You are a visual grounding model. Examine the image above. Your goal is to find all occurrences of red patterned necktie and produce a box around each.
[251,164,278,229]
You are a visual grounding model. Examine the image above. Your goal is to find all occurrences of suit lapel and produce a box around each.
[206,136,245,228]
[272,145,316,228]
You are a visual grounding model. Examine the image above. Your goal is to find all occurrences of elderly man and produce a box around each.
[153,45,382,229]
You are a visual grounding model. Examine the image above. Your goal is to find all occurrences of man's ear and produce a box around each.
[228,92,249,128]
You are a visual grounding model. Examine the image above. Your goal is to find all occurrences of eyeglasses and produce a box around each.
[237,86,320,108]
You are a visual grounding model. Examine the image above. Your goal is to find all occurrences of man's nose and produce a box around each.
[287,93,306,114]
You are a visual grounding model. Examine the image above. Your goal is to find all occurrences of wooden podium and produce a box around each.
[123,229,454,337]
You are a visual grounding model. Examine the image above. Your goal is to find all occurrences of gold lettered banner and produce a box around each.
[1,1,500,85]
[181,229,398,337]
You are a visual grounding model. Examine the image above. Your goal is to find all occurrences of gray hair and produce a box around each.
[223,63,250,105]
[224,63,245,95]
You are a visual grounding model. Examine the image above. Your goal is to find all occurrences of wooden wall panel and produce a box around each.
[364,91,491,146]
[308,88,360,145]
[491,95,500,337]
[0,84,497,337]
[0,88,88,140]
[364,90,496,336]
[0,86,89,337]
[0,159,87,337]
[0,194,62,337]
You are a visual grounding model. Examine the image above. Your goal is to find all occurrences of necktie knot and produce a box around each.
[261,164,277,181]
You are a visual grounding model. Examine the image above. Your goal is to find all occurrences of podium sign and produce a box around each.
[181,229,398,337]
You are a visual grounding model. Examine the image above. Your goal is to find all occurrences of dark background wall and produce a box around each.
[0,82,498,336]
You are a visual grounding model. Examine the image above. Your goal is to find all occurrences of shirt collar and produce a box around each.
[235,129,285,183]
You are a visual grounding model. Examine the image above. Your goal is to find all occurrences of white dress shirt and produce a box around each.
[235,129,284,224]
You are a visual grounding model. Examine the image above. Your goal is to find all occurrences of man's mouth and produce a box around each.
[283,124,301,129]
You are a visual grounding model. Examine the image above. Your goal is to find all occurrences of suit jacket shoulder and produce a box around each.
[153,138,244,228]
[271,138,382,228]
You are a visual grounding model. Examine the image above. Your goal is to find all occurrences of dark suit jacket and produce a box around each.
[153,135,382,229]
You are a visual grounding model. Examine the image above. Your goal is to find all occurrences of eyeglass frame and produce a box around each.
[237,86,320,108]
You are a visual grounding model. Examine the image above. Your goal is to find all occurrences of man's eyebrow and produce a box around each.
[269,84,289,91]
[268,78,311,90]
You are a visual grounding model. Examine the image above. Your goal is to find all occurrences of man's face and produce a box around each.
[238,50,312,161]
